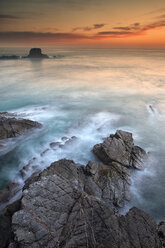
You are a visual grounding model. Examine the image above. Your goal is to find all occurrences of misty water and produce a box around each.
[0,47,165,221]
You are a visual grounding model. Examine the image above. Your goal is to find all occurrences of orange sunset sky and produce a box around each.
[0,0,165,47]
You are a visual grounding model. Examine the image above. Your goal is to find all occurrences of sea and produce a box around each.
[0,47,165,221]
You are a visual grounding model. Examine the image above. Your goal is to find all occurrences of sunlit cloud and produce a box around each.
[72,24,105,32]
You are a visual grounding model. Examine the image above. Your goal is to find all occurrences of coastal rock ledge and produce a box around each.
[0,112,42,140]
[0,130,164,248]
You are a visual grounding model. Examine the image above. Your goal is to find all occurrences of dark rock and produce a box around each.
[11,159,161,248]
[27,48,49,59]
[0,182,21,208]
[93,130,147,169]
[119,207,161,248]
[40,149,50,157]
[63,136,78,146]
[0,199,21,248]
[0,130,162,247]
[0,55,20,60]
[84,160,131,207]
[61,136,68,141]
[0,113,42,140]
[49,141,61,148]
[158,221,165,247]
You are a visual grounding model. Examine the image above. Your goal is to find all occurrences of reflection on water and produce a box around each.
[0,47,165,221]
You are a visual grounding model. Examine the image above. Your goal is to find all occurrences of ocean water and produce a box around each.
[0,47,165,221]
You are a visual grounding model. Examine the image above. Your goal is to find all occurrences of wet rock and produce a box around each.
[49,141,61,149]
[0,182,21,208]
[27,48,49,59]
[40,148,50,157]
[0,113,42,140]
[93,130,147,169]
[11,159,161,248]
[63,136,78,146]
[61,136,68,141]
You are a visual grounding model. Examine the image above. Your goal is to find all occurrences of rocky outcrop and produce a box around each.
[0,130,164,248]
[0,113,42,140]
[10,159,162,248]
[93,130,147,169]
[27,48,49,59]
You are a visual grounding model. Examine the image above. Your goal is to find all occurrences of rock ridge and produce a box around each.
[0,112,42,140]
[0,130,164,247]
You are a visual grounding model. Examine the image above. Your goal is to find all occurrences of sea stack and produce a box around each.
[27,48,49,58]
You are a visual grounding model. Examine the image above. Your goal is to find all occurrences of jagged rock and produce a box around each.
[0,113,42,140]
[84,160,131,207]
[0,130,162,247]
[93,130,147,169]
[27,48,49,59]
[119,207,161,248]
[11,159,161,248]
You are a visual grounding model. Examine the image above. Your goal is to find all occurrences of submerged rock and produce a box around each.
[0,113,42,140]
[27,48,49,59]
[93,130,147,169]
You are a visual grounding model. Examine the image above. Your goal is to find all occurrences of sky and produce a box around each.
[0,0,165,47]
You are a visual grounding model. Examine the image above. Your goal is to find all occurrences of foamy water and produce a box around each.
[0,47,165,221]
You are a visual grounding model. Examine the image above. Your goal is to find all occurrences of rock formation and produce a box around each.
[27,48,49,59]
[0,130,164,247]
[93,130,147,170]
[10,159,162,247]
[0,55,20,60]
[0,112,42,140]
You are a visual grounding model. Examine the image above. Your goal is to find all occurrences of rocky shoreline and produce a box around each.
[0,114,164,247]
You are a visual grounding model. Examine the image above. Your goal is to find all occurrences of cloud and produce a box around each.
[156,14,165,19]
[72,23,105,32]
[133,23,140,26]
[97,18,165,38]
[0,17,165,44]
[93,24,105,29]
[0,14,21,19]
[142,20,165,31]
[97,31,132,38]
[145,8,165,16]
[113,27,131,30]
[113,23,141,31]
[0,31,90,43]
